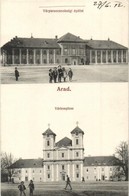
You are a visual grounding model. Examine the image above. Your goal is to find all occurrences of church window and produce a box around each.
[26,170,28,173]
[47,140,50,146]
[62,165,64,170]
[86,169,88,172]
[110,168,112,171]
[48,174,50,178]
[47,165,50,170]
[76,164,79,169]
[76,173,79,178]
[33,170,35,173]
[87,176,88,179]
[76,152,79,157]
[47,153,50,158]
[102,168,104,171]
[40,170,42,173]
[40,177,42,181]
[62,153,64,158]
[76,139,79,145]
[33,177,34,180]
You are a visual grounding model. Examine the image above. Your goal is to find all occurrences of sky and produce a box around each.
[1,0,128,47]
[1,83,128,159]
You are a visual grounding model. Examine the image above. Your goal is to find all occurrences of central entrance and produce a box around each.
[72,59,78,65]
[62,174,65,181]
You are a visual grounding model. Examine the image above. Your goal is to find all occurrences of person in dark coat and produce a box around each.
[64,175,72,190]
[68,68,73,82]
[53,67,58,83]
[28,180,34,196]
[62,67,67,82]
[49,69,53,83]
[18,181,26,196]
[15,67,19,81]
[58,65,63,82]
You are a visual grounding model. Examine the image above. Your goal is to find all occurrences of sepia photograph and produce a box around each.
[1,0,128,196]
[1,0,128,84]
[1,83,128,195]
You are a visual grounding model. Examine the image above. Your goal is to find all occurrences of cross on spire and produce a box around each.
[48,123,50,128]
[76,121,79,126]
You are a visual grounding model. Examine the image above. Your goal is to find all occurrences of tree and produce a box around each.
[114,141,128,181]
[1,152,17,182]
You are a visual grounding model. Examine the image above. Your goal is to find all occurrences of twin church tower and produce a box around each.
[42,122,84,181]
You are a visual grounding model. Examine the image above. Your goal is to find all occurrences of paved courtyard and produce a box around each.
[1,64,128,84]
[1,181,128,196]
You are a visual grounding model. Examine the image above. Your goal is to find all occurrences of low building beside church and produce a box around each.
[1,33,128,65]
[9,124,117,183]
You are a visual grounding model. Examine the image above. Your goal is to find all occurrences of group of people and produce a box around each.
[14,65,73,83]
[17,175,72,195]
[18,180,34,196]
[49,65,73,83]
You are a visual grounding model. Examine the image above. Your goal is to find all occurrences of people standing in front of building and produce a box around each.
[28,180,34,196]
[64,175,72,190]
[62,67,67,82]
[18,181,26,196]
[53,67,58,83]
[49,69,53,83]
[58,65,63,82]
[68,68,73,82]
[15,67,20,81]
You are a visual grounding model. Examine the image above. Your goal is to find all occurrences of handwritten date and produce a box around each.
[93,1,125,9]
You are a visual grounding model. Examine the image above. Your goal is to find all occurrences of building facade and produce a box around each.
[1,33,128,65]
[10,125,117,183]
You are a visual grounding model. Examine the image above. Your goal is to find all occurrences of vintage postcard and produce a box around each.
[1,0,128,196]
[1,0,128,84]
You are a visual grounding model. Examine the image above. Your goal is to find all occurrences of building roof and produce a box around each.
[84,156,117,166]
[42,128,56,136]
[58,33,84,43]
[2,37,60,49]
[71,126,84,135]
[8,159,43,169]
[56,137,72,147]
[85,40,127,49]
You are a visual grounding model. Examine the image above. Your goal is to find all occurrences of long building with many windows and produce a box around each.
[9,125,117,183]
[1,33,128,65]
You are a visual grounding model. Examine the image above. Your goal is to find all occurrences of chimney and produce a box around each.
[31,33,33,38]
[55,35,58,39]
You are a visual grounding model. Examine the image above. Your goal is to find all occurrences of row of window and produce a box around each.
[86,167,112,172]
[46,151,79,158]
[12,49,61,55]
[47,139,79,147]
[91,50,127,63]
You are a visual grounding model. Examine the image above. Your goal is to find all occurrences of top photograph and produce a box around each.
[1,0,128,84]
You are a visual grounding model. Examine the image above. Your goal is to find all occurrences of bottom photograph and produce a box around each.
[1,84,128,196]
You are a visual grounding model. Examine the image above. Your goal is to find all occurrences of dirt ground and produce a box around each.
[1,181,128,196]
[1,64,128,84]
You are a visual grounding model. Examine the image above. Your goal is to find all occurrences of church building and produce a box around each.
[1,33,128,65]
[9,124,117,183]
